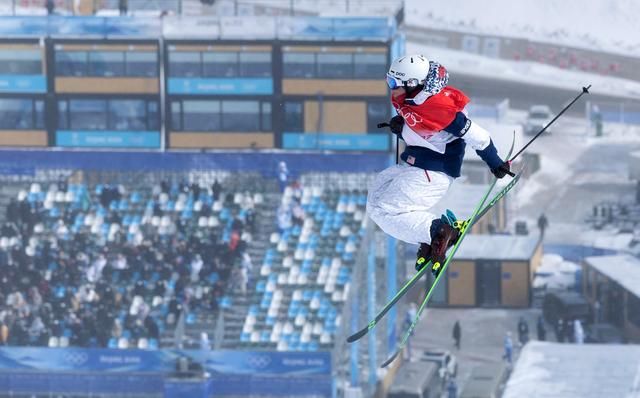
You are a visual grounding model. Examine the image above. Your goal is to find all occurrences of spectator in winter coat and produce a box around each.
[537,315,546,341]
[452,320,461,350]
[517,316,529,346]
[503,332,513,364]
[574,319,584,344]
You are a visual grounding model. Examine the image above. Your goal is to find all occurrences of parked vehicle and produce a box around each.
[388,361,442,398]
[542,291,590,325]
[421,348,457,381]
[525,105,553,135]
[459,363,509,398]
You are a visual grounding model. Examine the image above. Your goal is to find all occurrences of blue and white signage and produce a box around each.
[168,78,273,95]
[0,75,46,93]
[283,132,390,151]
[56,131,161,148]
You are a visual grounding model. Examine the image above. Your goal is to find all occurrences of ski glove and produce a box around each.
[491,161,511,179]
[389,115,405,135]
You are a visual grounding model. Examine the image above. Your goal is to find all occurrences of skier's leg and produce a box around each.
[366,164,452,245]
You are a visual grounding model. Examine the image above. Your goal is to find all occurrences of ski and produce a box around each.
[380,163,525,368]
[347,134,516,345]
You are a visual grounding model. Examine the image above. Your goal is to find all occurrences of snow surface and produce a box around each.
[406,0,640,59]
[503,341,640,398]
[584,254,640,299]
[533,253,579,290]
[406,42,640,101]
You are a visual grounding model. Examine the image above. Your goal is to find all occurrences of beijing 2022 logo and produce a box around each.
[246,355,271,369]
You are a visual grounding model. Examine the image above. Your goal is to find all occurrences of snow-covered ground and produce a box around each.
[506,109,640,248]
[504,342,640,398]
[533,253,580,290]
[406,42,640,101]
[406,0,640,59]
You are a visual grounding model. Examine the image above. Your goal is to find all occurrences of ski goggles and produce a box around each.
[386,74,422,90]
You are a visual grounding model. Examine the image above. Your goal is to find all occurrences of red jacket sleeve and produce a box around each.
[392,86,470,139]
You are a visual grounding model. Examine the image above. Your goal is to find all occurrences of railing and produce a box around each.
[332,212,374,398]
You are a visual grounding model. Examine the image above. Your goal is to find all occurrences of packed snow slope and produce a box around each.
[406,0,640,58]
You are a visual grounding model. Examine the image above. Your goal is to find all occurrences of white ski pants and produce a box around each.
[366,164,453,245]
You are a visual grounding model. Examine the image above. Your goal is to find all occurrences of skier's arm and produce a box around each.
[443,112,510,176]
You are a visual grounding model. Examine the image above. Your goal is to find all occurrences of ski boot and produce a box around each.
[416,210,469,277]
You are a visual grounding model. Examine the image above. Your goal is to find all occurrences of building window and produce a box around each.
[89,51,125,77]
[354,53,387,79]
[283,53,315,78]
[170,102,182,131]
[202,52,238,78]
[170,50,272,78]
[317,53,353,78]
[108,100,146,130]
[169,52,201,77]
[283,50,388,79]
[172,99,271,132]
[183,100,221,131]
[0,98,43,130]
[55,51,88,77]
[34,100,45,129]
[0,50,42,75]
[239,52,271,77]
[125,52,158,77]
[261,102,272,131]
[147,101,159,131]
[59,99,158,131]
[69,100,108,130]
[222,100,260,131]
[283,102,303,131]
[57,101,68,130]
[56,49,158,77]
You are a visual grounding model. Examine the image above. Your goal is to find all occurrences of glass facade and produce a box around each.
[0,98,44,129]
[169,50,272,78]
[171,99,271,132]
[58,99,159,131]
[283,50,386,79]
[0,50,43,75]
[56,50,158,77]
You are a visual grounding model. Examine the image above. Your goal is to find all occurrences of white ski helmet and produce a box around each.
[386,54,430,90]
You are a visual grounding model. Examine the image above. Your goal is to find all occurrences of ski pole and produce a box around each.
[509,85,591,163]
[377,122,400,164]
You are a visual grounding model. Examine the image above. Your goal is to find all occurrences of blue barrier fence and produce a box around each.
[0,348,332,397]
[0,149,390,177]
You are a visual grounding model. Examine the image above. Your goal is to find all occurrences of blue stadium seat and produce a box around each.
[148,339,159,350]
[219,296,232,309]
[208,273,219,284]
[130,192,141,204]
[309,341,319,351]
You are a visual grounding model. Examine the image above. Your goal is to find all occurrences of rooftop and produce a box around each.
[455,234,540,261]
[584,254,640,299]
[503,341,640,398]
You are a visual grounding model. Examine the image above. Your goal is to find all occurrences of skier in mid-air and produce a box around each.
[366,54,511,276]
